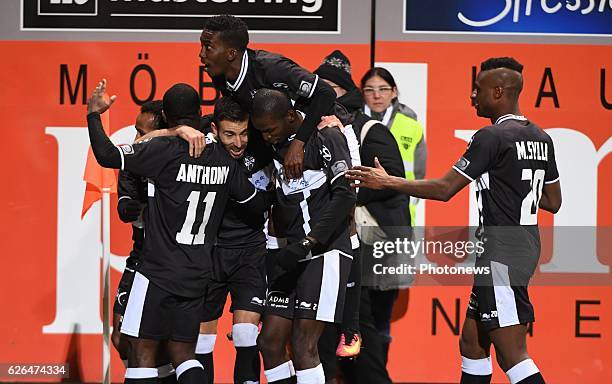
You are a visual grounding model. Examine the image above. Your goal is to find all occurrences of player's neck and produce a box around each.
[225,51,245,83]
[491,106,522,124]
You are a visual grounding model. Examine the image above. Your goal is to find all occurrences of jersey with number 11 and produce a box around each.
[118,136,259,297]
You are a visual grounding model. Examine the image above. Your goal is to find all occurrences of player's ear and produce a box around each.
[211,122,218,136]
[495,86,504,99]
[227,47,238,62]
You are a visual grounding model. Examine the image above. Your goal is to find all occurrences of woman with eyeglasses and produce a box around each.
[361,67,427,198]
[359,67,427,370]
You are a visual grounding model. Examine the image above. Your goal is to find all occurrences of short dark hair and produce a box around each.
[213,97,248,125]
[480,57,523,73]
[251,89,293,120]
[204,15,249,51]
[162,83,201,128]
[360,67,397,90]
[139,100,166,130]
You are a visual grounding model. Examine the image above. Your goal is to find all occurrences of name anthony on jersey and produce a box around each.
[176,164,230,185]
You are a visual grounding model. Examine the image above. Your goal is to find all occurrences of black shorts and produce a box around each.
[201,244,267,322]
[466,259,534,331]
[113,264,137,316]
[120,272,204,343]
[265,249,352,323]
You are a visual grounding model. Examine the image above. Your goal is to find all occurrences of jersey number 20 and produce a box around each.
[520,169,545,225]
[176,191,217,245]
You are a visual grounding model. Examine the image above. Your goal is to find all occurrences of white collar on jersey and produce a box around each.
[363,104,393,126]
[495,114,527,125]
[226,50,248,91]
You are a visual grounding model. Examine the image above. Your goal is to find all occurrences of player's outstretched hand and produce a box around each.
[176,125,206,158]
[117,198,142,223]
[87,79,116,115]
[345,157,390,190]
[284,139,305,179]
[317,115,344,131]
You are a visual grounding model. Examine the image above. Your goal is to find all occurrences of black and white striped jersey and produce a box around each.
[270,127,357,255]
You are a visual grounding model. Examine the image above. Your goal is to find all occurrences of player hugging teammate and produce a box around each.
[88,13,357,384]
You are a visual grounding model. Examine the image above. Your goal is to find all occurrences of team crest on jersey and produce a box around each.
[243,155,255,171]
[454,157,470,171]
[118,144,134,155]
[297,80,313,97]
[320,145,332,162]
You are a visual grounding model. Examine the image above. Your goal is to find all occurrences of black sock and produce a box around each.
[177,367,205,384]
[517,372,545,384]
[460,372,492,384]
[234,346,260,383]
[269,378,294,384]
[195,353,214,384]
[159,374,177,384]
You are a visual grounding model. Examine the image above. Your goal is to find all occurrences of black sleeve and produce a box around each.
[121,139,178,178]
[308,129,357,245]
[88,112,175,178]
[544,135,560,184]
[87,112,122,168]
[358,123,407,204]
[118,170,142,202]
[264,57,336,143]
[228,163,273,215]
[452,127,500,181]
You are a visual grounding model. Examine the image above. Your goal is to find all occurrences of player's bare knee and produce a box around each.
[256,330,283,357]
[459,332,487,359]
[290,328,318,361]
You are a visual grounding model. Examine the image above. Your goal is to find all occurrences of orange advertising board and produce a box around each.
[0,39,610,383]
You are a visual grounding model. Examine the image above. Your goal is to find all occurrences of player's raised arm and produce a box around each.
[87,79,175,177]
[86,79,121,168]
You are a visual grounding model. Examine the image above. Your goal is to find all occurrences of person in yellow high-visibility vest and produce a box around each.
[361,67,427,226]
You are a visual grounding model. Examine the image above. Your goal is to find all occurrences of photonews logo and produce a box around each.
[38,0,97,16]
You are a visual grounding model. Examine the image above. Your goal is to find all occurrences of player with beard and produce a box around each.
[346,57,561,384]
[251,89,356,384]
[87,80,272,384]
[195,97,272,384]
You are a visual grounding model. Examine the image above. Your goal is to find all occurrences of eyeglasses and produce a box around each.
[362,86,394,95]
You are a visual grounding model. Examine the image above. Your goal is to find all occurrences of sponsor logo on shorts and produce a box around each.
[250,296,264,306]
[267,291,290,309]
[480,310,498,321]
[296,301,318,311]
[117,291,127,306]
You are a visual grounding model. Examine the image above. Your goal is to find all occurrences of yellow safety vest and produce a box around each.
[389,112,424,226]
